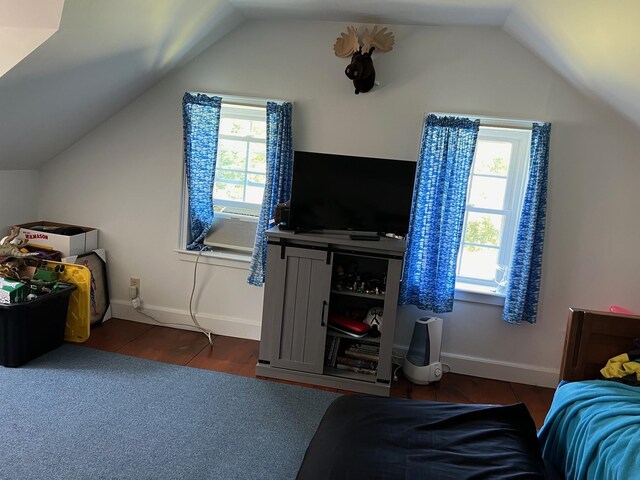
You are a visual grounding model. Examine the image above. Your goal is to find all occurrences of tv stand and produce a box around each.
[256,227,406,396]
[348,233,380,241]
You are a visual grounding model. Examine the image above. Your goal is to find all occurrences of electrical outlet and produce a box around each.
[130,277,140,292]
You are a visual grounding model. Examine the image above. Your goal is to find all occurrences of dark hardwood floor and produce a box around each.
[80,318,555,428]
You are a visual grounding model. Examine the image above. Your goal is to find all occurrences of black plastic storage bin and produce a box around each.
[0,284,76,367]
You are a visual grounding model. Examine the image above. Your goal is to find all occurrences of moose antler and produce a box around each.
[334,25,395,94]
[333,26,360,58]
[362,25,394,53]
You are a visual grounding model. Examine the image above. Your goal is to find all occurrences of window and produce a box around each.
[205,101,267,254]
[456,126,531,293]
[213,103,267,216]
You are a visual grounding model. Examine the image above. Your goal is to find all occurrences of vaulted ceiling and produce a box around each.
[1,0,638,170]
[0,0,64,78]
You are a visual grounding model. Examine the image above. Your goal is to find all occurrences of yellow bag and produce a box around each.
[39,260,91,343]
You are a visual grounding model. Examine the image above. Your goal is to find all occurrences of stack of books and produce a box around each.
[337,342,379,375]
[324,336,342,367]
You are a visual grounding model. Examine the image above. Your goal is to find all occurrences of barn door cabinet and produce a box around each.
[256,227,405,396]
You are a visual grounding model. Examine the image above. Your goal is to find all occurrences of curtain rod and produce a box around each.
[428,112,544,130]
[188,91,290,107]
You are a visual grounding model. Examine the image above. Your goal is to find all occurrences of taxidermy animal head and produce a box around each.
[333,25,394,95]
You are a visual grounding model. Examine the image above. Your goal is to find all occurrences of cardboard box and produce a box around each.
[14,221,98,257]
[0,278,26,304]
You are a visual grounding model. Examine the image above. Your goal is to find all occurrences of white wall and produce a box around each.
[0,170,39,235]
[37,21,640,386]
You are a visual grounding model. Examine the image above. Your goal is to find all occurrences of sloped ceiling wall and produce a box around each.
[0,0,64,77]
[232,0,640,128]
[0,0,244,169]
[1,0,639,170]
[505,0,640,130]
[229,0,515,26]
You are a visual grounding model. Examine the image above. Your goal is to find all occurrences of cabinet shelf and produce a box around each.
[331,289,385,300]
[324,366,377,384]
[327,329,381,344]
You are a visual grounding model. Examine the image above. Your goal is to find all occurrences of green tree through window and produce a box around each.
[465,216,500,252]
[457,126,530,286]
[489,157,508,175]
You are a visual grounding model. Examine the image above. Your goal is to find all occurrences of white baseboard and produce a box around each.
[393,345,559,388]
[441,352,559,388]
[110,301,558,387]
[110,300,262,340]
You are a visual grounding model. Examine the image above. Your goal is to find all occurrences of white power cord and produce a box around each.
[129,249,215,346]
[391,350,405,382]
[188,249,216,345]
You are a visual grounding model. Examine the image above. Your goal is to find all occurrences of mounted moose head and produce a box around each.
[333,25,395,94]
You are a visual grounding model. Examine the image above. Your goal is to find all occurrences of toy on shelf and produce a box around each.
[0,227,38,260]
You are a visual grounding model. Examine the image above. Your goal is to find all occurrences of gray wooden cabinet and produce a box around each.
[269,246,331,373]
[256,228,405,396]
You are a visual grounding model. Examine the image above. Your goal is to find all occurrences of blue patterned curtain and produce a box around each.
[503,123,551,324]
[182,93,222,250]
[400,115,480,313]
[248,102,293,286]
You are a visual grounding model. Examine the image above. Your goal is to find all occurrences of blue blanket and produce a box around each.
[538,380,640,479]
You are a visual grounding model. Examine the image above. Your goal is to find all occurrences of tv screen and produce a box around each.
[288,151,416,236]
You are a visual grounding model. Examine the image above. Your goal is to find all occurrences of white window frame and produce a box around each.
[455,125,531,294]
[178,93,289,260]
[214,103,267,217]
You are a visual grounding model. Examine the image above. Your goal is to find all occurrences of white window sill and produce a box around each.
[175,251,505,305]
[454,282,505,306]
[175,248,251,270]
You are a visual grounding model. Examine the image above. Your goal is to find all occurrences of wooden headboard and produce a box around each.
[561,308,640,381]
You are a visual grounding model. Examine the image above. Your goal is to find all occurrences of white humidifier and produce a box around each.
[403,317,443,385]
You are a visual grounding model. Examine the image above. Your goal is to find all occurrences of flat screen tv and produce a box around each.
[288,151,416,236]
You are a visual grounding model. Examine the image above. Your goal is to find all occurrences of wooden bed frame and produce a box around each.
[561,308,640,382]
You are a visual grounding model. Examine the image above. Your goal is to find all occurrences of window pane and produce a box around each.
[251,121,266,138]
[218,140,248,170]
[474,141,512,176]
[458,245,499,280]
[468,176,507,209]
[464,212,503,247]
[216,170,245,182]
[245,185,265,204]
[219,118,251,136]
[212,106,267,210]
[214,182,244,202]
[248,143,266,173]
[247,173,266,185]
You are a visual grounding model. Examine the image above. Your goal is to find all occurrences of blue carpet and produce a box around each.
[0,345,339,479]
